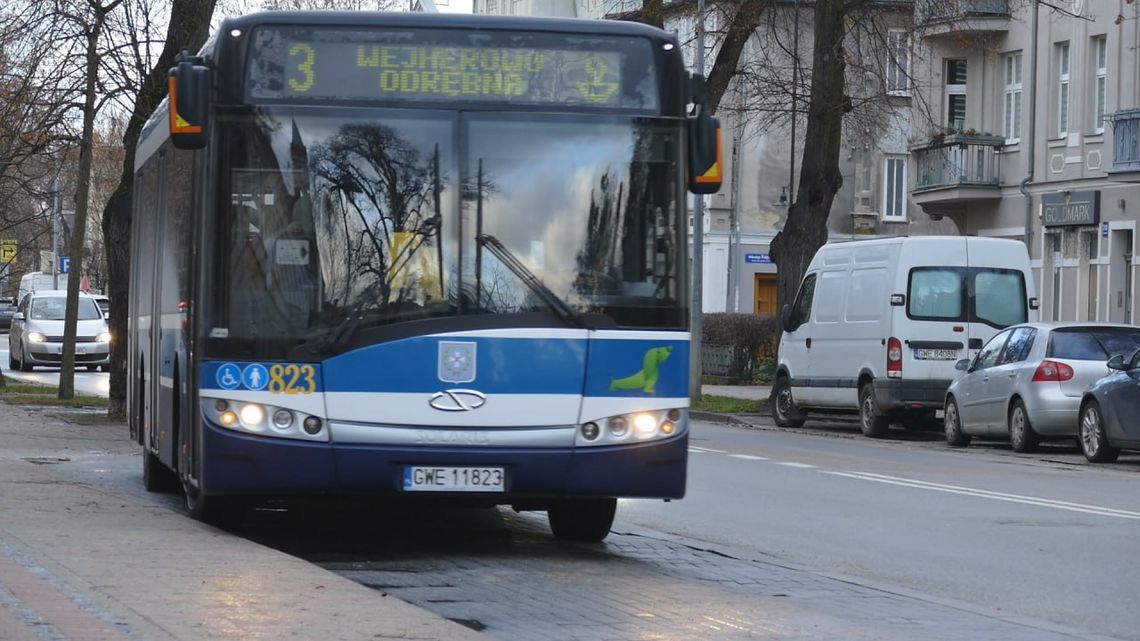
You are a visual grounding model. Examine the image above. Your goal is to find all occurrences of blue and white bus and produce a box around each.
[130,11,720,540]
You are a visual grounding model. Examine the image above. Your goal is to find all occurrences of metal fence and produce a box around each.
[913,135,1004,191]
[919,0,1010,21]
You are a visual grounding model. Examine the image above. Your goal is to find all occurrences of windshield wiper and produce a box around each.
[476,234,583,328]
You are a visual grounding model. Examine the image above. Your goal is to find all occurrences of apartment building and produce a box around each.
[909,0,1140,322]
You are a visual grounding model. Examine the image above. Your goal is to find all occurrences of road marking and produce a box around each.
[776,462,816,469]
[689,446,727,453]
[825,470,1140,520]
[728,454,768,461]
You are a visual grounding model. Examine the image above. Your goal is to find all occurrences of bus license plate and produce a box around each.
[403,466,505,492]
[914,348,957,361]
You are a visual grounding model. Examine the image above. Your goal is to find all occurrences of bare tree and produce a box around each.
[100,0,218,417]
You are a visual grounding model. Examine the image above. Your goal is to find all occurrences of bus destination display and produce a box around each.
[248,27,658,109]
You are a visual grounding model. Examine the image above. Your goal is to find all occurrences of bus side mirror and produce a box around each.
[168,57,211,150]
[687,109,722,195]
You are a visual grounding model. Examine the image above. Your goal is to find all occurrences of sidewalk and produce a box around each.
[0,405,489,641]
[702,383,771,401]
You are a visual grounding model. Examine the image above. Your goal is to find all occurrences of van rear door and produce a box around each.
[897,239,970,384]
[966,238,1033,357]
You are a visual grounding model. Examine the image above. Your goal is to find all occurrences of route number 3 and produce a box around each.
[288,43,314,93]
[269,364,317,395]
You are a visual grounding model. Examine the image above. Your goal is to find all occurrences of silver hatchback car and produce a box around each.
[8,291,111,372]
[943,323,1140,451]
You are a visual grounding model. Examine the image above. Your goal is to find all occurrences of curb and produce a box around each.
[689,410,756,426]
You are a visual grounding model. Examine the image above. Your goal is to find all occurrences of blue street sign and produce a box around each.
[58,255,70,274]
[1102,222,1109,239]
[744,253,772,264]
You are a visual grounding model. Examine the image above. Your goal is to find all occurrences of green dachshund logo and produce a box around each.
[609,346,673,393]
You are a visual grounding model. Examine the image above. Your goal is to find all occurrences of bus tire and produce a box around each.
[548,498,616,542]
[143,447,179,493]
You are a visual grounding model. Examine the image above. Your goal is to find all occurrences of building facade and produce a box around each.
[909,0,1140,323]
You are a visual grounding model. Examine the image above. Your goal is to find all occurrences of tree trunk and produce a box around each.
[60,4,114,400]
[102,0,217,419]
[769,0,848,329]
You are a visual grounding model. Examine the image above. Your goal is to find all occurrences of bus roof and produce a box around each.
[219,11,675,41]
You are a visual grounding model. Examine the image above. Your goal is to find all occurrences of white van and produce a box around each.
[771,236,1038,437]
[18,272,67,304]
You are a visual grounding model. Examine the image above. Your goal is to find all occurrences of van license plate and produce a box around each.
[914,348,957,361]
[403,466,505,492]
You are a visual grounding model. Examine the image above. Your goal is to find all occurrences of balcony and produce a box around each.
[915,0,1011,38]
[911,134,1004,213]
[1108,109,1140,183]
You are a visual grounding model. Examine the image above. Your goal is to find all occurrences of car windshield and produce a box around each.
[29,297,103,321]
[1048,327,1140,360]
[205,107,686,353]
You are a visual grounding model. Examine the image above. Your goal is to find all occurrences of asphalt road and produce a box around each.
[623,418,1140,641]
[0,340,109,397]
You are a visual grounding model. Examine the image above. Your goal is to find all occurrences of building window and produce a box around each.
[1057,42,1070,137]
[887,30,910,96]
[486,0,496,12]
[1003,53,1022,143]
[944,59,967,131]
[1093,36,1107,133]
[881,156,907,221]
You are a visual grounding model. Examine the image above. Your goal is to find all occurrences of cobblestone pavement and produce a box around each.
[243,508,1093,641]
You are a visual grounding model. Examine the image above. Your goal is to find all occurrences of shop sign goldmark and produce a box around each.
[1042,190,1100,227]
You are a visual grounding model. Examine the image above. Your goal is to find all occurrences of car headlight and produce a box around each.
[96,332,111,343]
[27,332,45,344]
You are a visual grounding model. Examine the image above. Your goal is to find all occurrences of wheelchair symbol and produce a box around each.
[216,363,242,390]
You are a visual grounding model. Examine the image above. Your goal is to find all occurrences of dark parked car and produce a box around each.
[1078,349,1140,462]
[0,300,16,331]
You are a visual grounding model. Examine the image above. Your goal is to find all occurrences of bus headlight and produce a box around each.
[576,409,687,447]
[201,397,327,442]
[632,413,657,437]
[271,409,294,430]
[239,403,265,426]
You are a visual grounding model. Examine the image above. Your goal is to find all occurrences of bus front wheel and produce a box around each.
[548,498,617,543]
[184,487,247,529]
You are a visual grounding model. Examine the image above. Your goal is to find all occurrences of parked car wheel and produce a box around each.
[1008,399,1039,453]
[100,364,109,372]
[1079,401,1119,463]
[7,352,15,371]
[944,397,971,447]
[859,383,890,438]
[771,376,806,428]
[19,350,32,372]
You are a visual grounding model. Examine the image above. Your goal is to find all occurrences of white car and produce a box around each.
[8,291,111,371]
[772,236,1038,437]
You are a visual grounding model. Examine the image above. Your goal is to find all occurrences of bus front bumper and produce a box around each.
[199,418,687,501]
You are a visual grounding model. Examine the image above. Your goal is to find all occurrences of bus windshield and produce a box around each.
[207,107,686,352]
